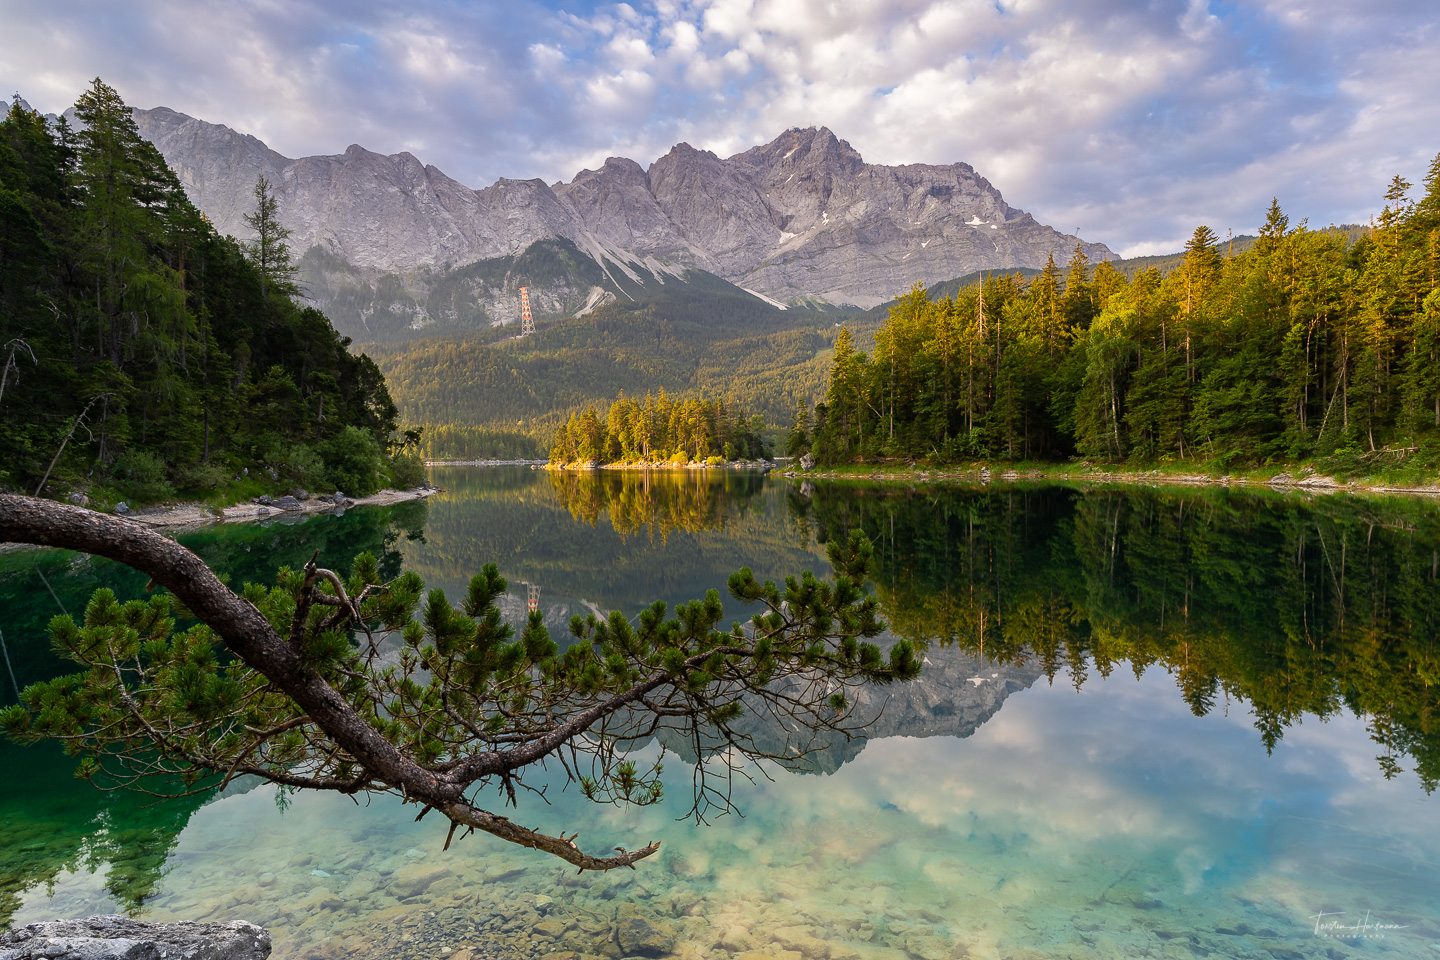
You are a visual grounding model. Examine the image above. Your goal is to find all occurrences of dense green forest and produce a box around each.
[548,390,770,465]
[0,82,416,504]
[804,161,1440,475]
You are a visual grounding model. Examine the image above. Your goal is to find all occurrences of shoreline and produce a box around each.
[421,458,1440,498]
[544,460,775,472]
[125,486,440,531]
[425,458,545,467]
[0,487,440,555]
[783,464,1440,498]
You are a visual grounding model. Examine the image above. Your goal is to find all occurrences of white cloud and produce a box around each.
[387,26,480,84]
[529,42,566,71]
[3,0,1436,256]
[663,20,700,57]
[584,67,657,115]
[701,0,754,40]
[605,34,655,70]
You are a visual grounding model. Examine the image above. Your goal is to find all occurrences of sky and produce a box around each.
[3,0,1438,256]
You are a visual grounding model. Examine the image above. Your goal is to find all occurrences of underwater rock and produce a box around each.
[612,905,676,958]
[0,916,270,960]
[389,864,452,899]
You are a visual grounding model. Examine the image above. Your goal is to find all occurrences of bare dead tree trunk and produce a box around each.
[35,394,109,497]
[0,339,36,407]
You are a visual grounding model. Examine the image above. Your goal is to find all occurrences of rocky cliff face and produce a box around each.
[728,127,1097,306]
[130,109,1113,309]
[131,107,289,241]
[554,156,698,265]
[132,107,588,273]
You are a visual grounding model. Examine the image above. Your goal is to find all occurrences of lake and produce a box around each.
[2,466,1438,959]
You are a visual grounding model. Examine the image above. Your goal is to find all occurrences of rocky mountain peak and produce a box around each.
[578,155,648,185]
[734,125,864,175]
[126,104,1115,308]
[557,155,692,264]
[657,141,720,165]
[603,155,646,176]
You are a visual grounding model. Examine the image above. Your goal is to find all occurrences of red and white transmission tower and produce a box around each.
[518,285,536,337]
[527,581,540,614]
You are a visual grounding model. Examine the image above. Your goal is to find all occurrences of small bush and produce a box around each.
[387,450,427,489]
[174,461,230,493]
[284,444,327,487]
[322,427,383,496]
[110,450,174,503]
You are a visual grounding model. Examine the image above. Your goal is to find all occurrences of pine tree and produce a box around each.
[817,326,869,461]
[1062,243,1096,331]
[243,175,297,297]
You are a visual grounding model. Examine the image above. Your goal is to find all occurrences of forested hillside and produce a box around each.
[297,236,624,342]
[0,83,411,504]
[368,272,848,457]
[804,165,1440,474]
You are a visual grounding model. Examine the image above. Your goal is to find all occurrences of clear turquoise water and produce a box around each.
[2,468,1438,959]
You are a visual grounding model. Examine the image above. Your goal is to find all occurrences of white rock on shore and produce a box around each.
[127,487,438,530]
[0,916,270,960]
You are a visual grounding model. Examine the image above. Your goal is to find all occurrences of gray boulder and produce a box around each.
[0,916,270,960]
[799,452,815,470]
[113,502,129,516]
[271,496,304,512]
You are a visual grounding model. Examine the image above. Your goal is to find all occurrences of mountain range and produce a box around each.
[120,106,1113,335]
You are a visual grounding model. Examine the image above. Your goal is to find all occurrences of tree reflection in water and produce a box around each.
[547,471,1440,789]
[803,483,1440,791]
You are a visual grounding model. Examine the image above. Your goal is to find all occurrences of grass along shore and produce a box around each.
[429,455,1440,497]
[782,460,1440,498]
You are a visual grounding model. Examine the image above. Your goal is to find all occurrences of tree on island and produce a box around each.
[0,493,919,870]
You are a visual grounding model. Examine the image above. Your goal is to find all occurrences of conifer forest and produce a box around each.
[802,169,1440,475]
